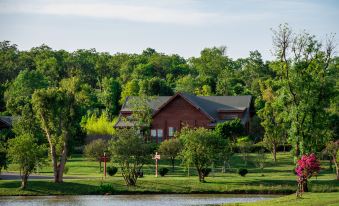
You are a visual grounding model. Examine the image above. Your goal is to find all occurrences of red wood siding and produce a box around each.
[150,95,211,142]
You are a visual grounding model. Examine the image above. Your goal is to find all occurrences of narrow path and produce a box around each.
[0,172,91,180]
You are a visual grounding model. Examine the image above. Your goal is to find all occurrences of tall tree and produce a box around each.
[270,24,336,156]
[32,88,79,183]
[257,80,286,162]
[99,77,121,119]
[0,41,20,84]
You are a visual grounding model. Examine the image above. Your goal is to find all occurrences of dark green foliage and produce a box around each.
[215,118,244,142]
[0,41,21,84]
[202,168,211,177]
[107,166,118,176]
[159,168,169,177]
[0,129,15,174]
[108,128,153,186]
[238,168,248,177]
[180,127,226,182]
[100,77,121,119]
[95,183,115,194]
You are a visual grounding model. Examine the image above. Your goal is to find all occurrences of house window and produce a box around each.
[151,129,157,142]
[168,127,175,137]
[157,129,163,143]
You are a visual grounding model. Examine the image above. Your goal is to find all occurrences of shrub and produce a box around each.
[202,168,212,177]
[95,183,115,194]
[238,168,248,177]
[136,171,144,178]
[295,153,321,196]
[107,166,118,176]
[159,168,169,177]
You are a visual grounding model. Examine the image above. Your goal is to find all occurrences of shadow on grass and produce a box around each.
[0,180,98,195]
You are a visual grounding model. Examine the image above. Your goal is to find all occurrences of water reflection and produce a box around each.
[0,194,275,206]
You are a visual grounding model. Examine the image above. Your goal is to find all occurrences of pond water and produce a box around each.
[0,194,276,206]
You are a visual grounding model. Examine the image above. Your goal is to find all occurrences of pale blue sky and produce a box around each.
[0,0,338,60]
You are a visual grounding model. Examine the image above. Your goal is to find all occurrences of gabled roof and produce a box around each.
[120,96,171,113]
[115,93,252,127]
[152,93,215,121]
[0,116,13,127]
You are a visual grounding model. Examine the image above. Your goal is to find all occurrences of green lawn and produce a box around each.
[1,152,338,196]
[224,192,339,206]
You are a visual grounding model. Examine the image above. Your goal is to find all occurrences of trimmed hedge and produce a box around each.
[159,168,169,177]
[238,168,248,177]
[107,166,118,176]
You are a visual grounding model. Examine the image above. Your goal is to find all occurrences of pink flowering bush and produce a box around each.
[295,153,320,196]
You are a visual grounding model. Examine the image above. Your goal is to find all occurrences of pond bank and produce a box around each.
[0,194,278,206]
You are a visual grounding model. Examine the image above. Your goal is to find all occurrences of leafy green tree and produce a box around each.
[270,24,336,156]
[179,127,225,182]
[139,77,173,96]
[59,77,97,149]
[257,80,286,162]
[215,118,244,143]
[129,95,153,133]
[195,85,212,96]
[175,75,197,94]
[8,134,46,189]
[108,128,152,186]
[5,69,48,115]
[158,139,183,171]
[100,77,121,119]
[323,140,339,180]
[82,113,116,136]
[0,41,20,84]
[84,139,108,172]
[31,45,68,86]
[4,69,48,146]
[67,49,98,87]
[190,46,231,92]
[119,80,140,105]
[32,87,79,183]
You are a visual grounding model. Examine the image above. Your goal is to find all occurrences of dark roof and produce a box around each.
[115,93,252,127]
[121,96,171,113]
[0,116,13,127]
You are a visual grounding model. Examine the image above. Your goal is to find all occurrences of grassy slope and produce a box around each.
[1,152,338,195]
[223,192,339,206]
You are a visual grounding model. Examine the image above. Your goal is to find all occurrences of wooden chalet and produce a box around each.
[115,93,252,143]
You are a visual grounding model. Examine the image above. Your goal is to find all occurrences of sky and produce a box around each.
[0,0,338,60]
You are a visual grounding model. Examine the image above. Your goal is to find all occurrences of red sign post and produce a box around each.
[100,152,109,178]
[152,152,161,177]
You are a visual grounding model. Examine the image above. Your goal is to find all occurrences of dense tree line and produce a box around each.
[0,24,338,187]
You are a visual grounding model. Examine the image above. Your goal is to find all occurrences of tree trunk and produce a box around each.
[56,141,68,183]
[333,157,339,181]
[197,168,205,182]
[51,146,59,183]
[20,173,29,189]
[295,142,300,158]
[303,180,308,192]
[171,158,175,171]
[273,144,277,163]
